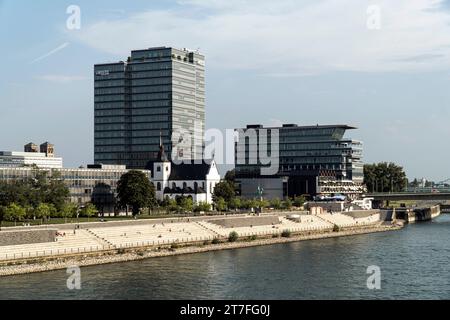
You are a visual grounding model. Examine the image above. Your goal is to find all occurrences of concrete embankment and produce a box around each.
[0,223,402,277]
[391,205,441,223]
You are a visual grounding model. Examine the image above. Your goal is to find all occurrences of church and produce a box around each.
[148,142,221,204]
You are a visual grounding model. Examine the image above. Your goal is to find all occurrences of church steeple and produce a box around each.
[157,130,169,162]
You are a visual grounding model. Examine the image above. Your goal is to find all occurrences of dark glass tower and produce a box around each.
[94,47,205,169]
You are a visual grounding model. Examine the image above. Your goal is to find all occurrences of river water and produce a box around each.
[1,215,449,300]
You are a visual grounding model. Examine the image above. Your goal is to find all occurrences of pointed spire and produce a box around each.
[157,130,168,162]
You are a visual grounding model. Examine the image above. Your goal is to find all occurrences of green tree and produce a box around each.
[4,203,26,226]
[224,169,235,183]
[270,198,282,210]
[293,195,306,208]
[35,203,56,223]
[283,198,293,210]
[212,181,235,203]
[61,203,78,223]
[257,198,269,209]
[117,170,155,216]
[45,172,70,211]
[228,231,239,242]
[179,196,194,213]
[194,201,211,213]
[167,198,179,213]
[229,197,241,211]
[0,206,5,230]
[364,162,408,193]
[81,203,98,221]
[215,197,227,212]
[91,183,116,217]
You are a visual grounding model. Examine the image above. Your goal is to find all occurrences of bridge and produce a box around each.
[366,192,450,201]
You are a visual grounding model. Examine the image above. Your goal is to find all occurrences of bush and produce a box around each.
[203,240,211,246]
[228,231,239,242]
[171,243,180,249]
[281,230,291,238]
[272,234,280,238]
[212,238,221,244]
[248,235,257,241]
[333,224,340,232]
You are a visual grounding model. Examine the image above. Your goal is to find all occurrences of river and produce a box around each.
[1,215,449,300]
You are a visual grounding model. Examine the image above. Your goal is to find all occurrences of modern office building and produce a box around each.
[0,165,151,213]
[0,143,63,169]
[94,46,205,169]
[234,124,366,200]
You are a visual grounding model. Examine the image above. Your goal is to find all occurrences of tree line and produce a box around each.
[0,170,98,226]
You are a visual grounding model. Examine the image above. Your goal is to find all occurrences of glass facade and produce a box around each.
[235,124,364,183]
[94,47,205,169]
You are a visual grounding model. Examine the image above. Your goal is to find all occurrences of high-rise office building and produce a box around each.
[94,47,205,169]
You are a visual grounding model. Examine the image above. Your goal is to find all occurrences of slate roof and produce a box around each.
[169,163,211,180]
[164,186,207,194]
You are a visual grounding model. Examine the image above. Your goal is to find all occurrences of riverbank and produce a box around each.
[0,223,402,277]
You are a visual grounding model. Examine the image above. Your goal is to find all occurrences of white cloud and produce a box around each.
[35,75,87,83]
[73,0,450,75]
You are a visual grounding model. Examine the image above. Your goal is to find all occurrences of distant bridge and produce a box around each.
[366,192,450,201]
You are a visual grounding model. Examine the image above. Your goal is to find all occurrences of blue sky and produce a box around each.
[1,0,450,181]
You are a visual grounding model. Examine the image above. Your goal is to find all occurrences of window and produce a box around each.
[157,182,161,191]
[183,182,187,189]
[194,182,198,190]
[157,166,161,172]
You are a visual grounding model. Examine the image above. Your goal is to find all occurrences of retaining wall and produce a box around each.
[207,216,280,228]
[0,229,57,247]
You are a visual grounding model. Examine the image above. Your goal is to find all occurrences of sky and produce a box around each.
[1,0,450,181]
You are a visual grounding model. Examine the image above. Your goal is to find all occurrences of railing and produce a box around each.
[0,220,380,262]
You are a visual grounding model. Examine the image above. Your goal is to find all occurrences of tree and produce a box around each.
[293,196,306,208]
[35,203,56,222]
[81,203,98,221]
[91,183,116,216]
[215,197,227,212]
[270,198,282,210]
[224,169,235,183]
[194,202,211,213]
[61,203,78,223]
[178,196,193,213]
[0,206,5,230]
[4,203,26,226]
[228,231,239,242]
[213,181,235,203]
[45,172,70,211]
[283,198,293,210]
[167,198,179,213]
[229,197,241,211]
[117,170,155,216]
[0,169,69,211]
[364,162,408,193]
[257,198,269,209]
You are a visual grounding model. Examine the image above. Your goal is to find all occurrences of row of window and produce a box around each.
[95,122,171,131]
